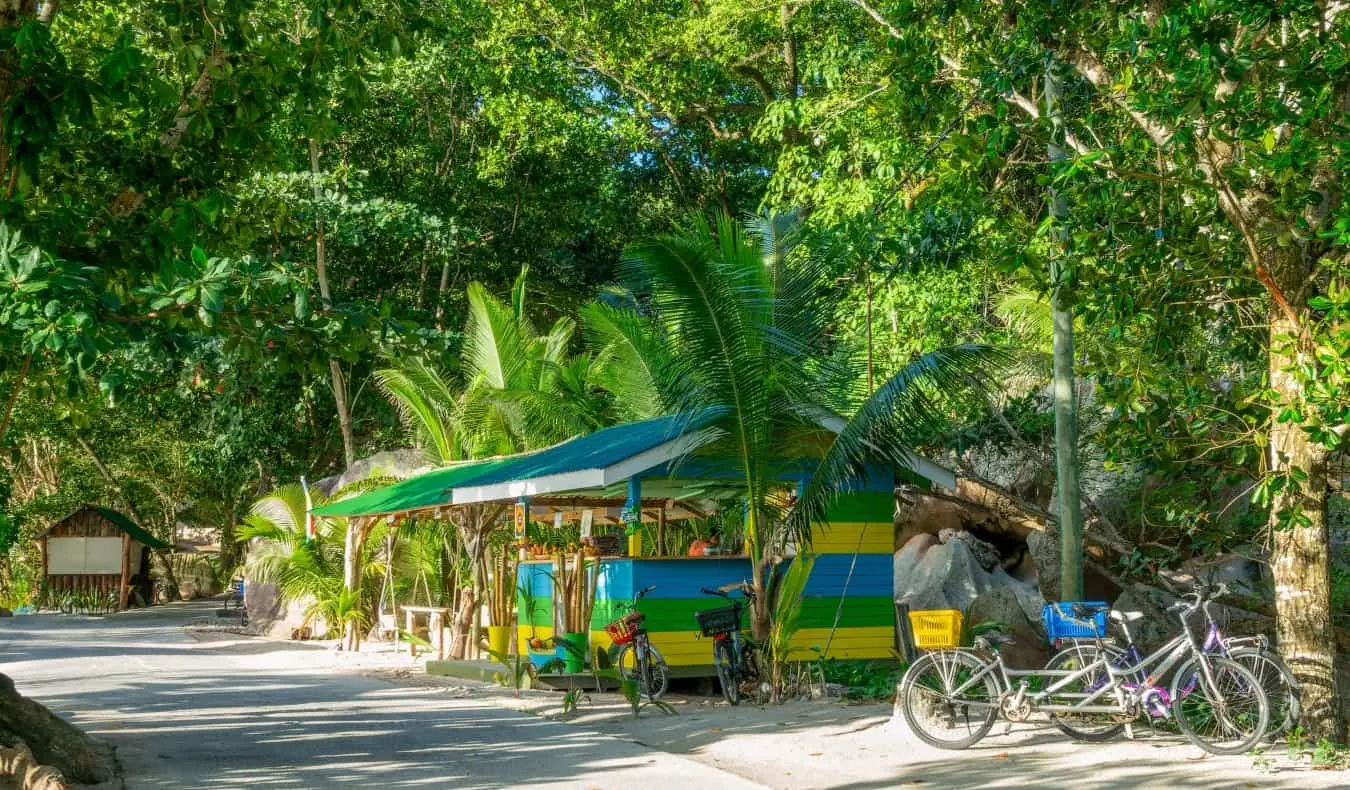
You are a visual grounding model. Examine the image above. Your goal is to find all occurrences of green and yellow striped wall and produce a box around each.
[515,489,897,672]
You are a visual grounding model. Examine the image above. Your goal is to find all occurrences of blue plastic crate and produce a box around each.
[1042,601,1109,643]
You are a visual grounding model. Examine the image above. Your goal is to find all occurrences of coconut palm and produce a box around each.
[585,210,1007,638]
[374,266,608,645]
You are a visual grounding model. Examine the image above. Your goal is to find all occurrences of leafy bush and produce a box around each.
[818,659,905,701]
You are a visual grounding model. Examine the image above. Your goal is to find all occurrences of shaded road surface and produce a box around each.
[0,603,765,789]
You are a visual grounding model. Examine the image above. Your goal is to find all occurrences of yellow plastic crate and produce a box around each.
[908,609,963,649]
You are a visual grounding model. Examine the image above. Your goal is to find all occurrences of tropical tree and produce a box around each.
[374,266,608,647]
[585,211,1005,638]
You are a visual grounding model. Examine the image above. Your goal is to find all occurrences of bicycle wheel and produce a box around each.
[713,638,740,705]
[899,650,1000,749]
[1227,646,1299,739]
[1044,643,1125,742]
[1171,655,1269,755]
[636,641,670,701]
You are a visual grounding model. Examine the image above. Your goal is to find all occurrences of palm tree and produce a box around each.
[374,266,607,648]
[585,211,1006,638]
[237,481,406,639]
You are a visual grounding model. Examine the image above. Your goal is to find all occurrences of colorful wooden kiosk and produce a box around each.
[315,411,955,675]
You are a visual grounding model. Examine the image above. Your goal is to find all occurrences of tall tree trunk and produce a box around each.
[1045,54,1085,602]
[750,557,770,642]
[342,516,373,651]
[0,352,32,447]
[74,434,180,600]
[1267,252,1344,741]
[308,139,356,469]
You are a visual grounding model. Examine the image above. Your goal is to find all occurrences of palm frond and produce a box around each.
[582,301,690,420]
[788,344,1014,543]
[465,281,528,390]
[376,363,461,463]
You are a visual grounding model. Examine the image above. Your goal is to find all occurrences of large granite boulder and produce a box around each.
[316,449,435,496]
[894,533,997,612]
[966,585,1049,669]
[1112,583,1177,654]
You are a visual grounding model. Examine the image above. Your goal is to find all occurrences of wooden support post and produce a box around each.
[430,610,445,660]
[118,534,132,610]
[624,477,642,557]
[657,506,667,558]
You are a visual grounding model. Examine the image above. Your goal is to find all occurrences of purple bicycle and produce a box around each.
[1045,582,1299,742]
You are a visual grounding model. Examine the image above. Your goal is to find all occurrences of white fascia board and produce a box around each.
[898,450,957,490]
[451,469,604,506]
[449,428,720,506]
[813,414,956,490]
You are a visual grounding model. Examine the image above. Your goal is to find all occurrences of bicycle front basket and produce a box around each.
[694,605,740,637]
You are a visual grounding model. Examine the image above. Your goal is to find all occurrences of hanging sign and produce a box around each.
[553,511,563,529]
[580,510,594,538]
[620,506,639,525]
[513,502,527,542]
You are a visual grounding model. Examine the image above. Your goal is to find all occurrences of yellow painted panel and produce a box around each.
[539,624,898,666]
[517,625,555,653]
[810,522,893,554]
[787,626,896,661]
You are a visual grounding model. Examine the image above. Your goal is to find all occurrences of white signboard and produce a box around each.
[47,537,123,574]
[580,510,593,539]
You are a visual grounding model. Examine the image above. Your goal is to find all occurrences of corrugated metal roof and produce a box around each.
[313,411,722,518]
[39,506,172,549]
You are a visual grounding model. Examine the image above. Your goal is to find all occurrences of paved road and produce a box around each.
[0,603,764,789]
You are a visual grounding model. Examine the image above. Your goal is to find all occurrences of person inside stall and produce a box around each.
[687,531,721,557]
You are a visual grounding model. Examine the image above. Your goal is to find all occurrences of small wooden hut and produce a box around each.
[37,506,170,610]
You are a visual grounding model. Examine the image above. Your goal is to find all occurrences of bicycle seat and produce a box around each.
[983,633,1017,646]
[1071,603,1109,618]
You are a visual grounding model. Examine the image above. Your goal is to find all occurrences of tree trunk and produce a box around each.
[308,139,356,469]
[0,352,31,447]
[749,557,770,642]
[1045,54,1085,603]
[75,433,180,601]
[1267,256,1344,741]
[0,672,113,784]
[342,517,369,651]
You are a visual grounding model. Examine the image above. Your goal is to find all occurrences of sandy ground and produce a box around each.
[8,603,1343,789]
[301,634,1348,790]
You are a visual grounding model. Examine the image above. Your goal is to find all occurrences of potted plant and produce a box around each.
[485,548,515,658]
[550,549,595,673]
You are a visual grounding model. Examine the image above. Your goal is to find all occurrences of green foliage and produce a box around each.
[560,688,589,716]
[767,552,815,699]
[484,645,537,695]
[590,210,1005,635]
[817,659,905,702]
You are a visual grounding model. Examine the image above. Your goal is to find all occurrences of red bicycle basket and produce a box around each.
[604,613,643,645]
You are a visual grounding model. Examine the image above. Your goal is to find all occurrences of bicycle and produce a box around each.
[696,582,760,705]
[898,585,1271,755]
[605,584,669,701]
[1046,582,1300,741]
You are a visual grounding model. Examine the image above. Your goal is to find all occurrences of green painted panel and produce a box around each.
[794,597,894,629]
[590,594,895,632]
[517,594,554,627]
[823,491,894,523]
[591,597,745,634]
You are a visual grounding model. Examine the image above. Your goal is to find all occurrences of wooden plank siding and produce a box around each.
[41,508,141,607]
[515,490,900,673]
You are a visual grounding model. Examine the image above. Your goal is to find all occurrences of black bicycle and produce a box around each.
[606,585,669,700]
[696,582,760,705]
